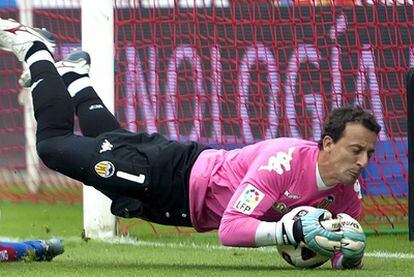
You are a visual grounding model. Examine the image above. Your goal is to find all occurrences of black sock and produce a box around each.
[73,88,121,137]
[61,72,89,88]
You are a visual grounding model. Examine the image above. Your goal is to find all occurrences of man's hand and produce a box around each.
[334,213,366,269]
[275,206,343,257]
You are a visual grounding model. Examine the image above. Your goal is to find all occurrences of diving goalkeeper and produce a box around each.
[0,18,379,269]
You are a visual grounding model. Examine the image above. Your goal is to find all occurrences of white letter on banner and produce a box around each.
[285,44,322,140]
[330,13,347,109]
[211,46,223,142]
[125,46,159,134]
[125,46,138,132]
[165,45,206,141]
[140,0,230,8]
[305,94,323,141]
[355,44,387,140]
[238,44,280,143]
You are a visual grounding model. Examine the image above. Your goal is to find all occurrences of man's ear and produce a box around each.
[322,136,334,153]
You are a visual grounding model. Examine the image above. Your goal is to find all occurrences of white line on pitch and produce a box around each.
[103,236,414,260]
[2,236,413,260]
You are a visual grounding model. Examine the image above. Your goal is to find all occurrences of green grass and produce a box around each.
[0,201,413,276]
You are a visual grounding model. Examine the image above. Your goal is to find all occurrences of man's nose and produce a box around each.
[356,152,369,168]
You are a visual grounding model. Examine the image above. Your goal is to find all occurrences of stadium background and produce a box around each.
[0,0,411,235]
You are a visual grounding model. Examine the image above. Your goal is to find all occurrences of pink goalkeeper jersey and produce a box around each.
[188,138,362,247]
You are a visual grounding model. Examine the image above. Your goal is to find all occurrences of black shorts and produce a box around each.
[85,129,210,226]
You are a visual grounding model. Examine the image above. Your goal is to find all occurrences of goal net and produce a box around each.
[0,0,411,234]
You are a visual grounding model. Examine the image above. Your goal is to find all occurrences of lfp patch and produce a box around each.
[234,184,265,215]
[95,161,115,178]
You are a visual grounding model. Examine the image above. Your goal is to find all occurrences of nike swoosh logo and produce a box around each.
[31,78,44,90]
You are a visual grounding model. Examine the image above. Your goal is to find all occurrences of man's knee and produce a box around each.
[36,138,61,170]
[36,135,95,183]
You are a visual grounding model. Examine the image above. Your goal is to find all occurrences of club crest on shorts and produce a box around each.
[94,161,115,178]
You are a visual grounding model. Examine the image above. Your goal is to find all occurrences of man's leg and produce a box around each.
[58,51,121,137]
[0,19,149,203]
[20,50,122,138]
[0,239,64,262]
[29,51,134,196]
[52,53,125,201]
[0,18,99,183]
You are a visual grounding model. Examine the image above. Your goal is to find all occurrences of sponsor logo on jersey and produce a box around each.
[94,161,115,178]
[317,195,335,209]
[234,184,265,215]
[259,147,295,175]
[99,139,113,153]
[283,190,300,199]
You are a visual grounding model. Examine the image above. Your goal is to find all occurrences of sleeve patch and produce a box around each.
[233,184,265,215]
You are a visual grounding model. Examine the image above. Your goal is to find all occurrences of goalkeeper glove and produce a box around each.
[275,206,343,257]
[334,213,365,269]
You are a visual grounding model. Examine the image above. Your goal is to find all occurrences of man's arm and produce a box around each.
[218,177,343,257]
[218,182,274,247]
[331,184,365,269]
[220,199,343,259]
[218,145,294,247]
[218,145,342,253]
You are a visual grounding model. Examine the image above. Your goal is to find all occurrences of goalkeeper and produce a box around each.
[0,239,64,262]
[0,18,379,269]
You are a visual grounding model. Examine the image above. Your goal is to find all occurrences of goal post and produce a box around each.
[407,68,414,241]
[17,0,40,193]
[81,0,116,239]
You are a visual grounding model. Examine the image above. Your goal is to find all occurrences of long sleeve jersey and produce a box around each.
[188,138,361,247]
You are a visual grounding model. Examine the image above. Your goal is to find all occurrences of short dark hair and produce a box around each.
[318,106,381,150]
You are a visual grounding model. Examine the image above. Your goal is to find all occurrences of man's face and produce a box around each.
[323,123,378,185]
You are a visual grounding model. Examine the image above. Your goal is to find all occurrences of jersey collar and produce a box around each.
[316,163,336,191]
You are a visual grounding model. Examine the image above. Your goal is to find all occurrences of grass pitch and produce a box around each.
[0,201,413,276]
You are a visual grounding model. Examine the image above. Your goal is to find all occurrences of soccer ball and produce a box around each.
[277,243,330,268]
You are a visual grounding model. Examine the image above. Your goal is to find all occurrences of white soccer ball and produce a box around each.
[277,243,330,268]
